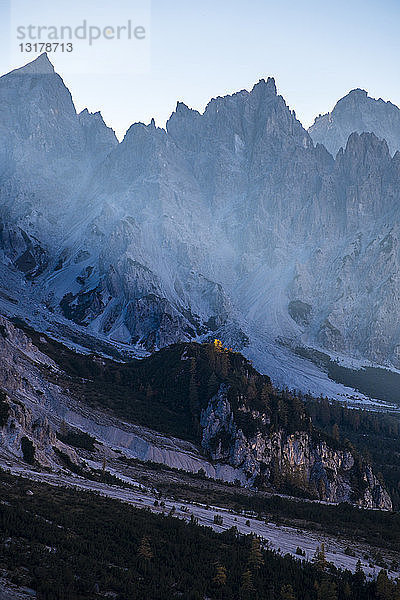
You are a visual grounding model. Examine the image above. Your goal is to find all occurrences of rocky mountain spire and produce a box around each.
[8,52,55,76]
[2,55,400,396]
[309,88,400,156]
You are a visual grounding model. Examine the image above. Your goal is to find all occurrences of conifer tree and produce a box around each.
[354,558,365,585]
[315,577,337,600]
[240,569,254,598]
[332,423,340,441]
[138,536,153,561]
[281,583,296,599]
[343,582,351,599]
[265,582,275,600]
[376,570,393,600]
[393,579,400,600]
[212,563,227,587]
[220,352,229,377]
[248,536,264,570]
[189,358,200,430]
[207,372,218,398]
[313,543,327,571]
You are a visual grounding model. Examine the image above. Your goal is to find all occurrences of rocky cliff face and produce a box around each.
[0,314,393,509]
[0,316,82,469]
[0,391,60,468]
[0,53,117,259]
[309,88,400,156]
[0,315,242,482]
[33,69,400,376]
[200,385,392,509]
[2,55,400,395]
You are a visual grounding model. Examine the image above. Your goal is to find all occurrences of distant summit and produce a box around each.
[2,55,400,399]
[8,52,55,76]
[309,88,400,156]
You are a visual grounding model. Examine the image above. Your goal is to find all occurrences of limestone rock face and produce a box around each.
[201,386,392,509]
[309,88,400,156]
[0,315,245,482]
[0,222,48,279]
[0,388,82,470]
[0,53,117,256]
[0,313,393,509]
[3,56,400,392]
[362,465,393,510]
[0,396,56,467]
[0,316,82,469]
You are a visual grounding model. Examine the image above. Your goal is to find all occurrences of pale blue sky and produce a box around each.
[0,0,399,139]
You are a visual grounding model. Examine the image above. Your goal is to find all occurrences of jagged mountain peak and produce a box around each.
[123,119,166,142]
[79,107,100,119]
[0,52,76,123]
[204,76,279,116]
[336,131,392,187]
[165,102,202,138]
[78,108,118,159]
[251,76,277,96]
[7,52,55,77]
[309,87,400,156]
[78,107,117,133]
[169,76,279,127]
[165,77,298,158]
[338,87,399,107]
[345,130,390,154]
[167,101,202,125]
[166,74,309,157]
[174,100,198,114]
[0,54,120,253]
[340,88,368,101]
[0,54,118,161]
[3,56,400,402]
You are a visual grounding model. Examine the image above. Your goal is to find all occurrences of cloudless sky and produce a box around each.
[0,0,399,139]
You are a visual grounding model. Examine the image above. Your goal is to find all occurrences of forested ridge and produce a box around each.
[11,321,400,506]
[307,398,400,509]
[16,323,310,442]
